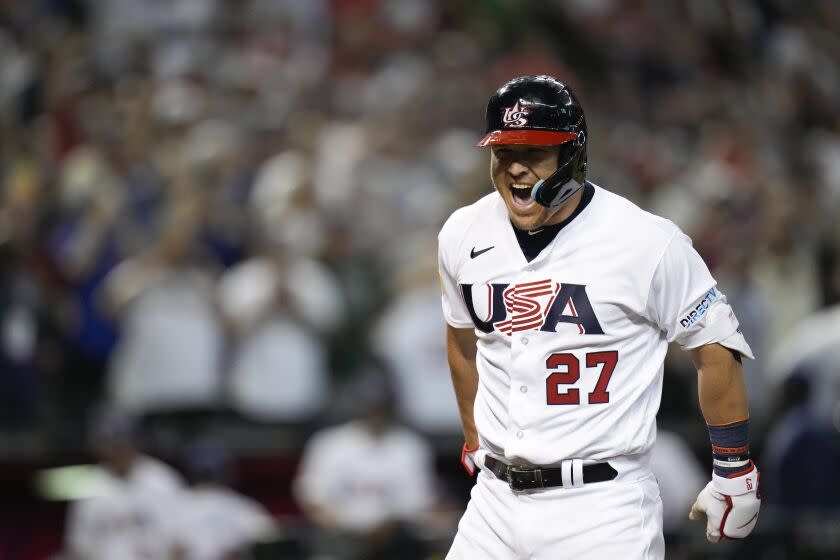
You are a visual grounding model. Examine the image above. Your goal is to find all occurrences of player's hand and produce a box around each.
[461,443,480,476]
[689,462,760,542]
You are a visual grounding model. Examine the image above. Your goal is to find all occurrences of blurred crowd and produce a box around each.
[2,0,840,558]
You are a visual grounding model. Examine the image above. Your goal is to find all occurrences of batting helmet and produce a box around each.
[477,75,587,209]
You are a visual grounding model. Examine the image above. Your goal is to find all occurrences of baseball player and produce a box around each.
[167,437,276,560]
[438,75,760,559]
[65,407,184,560]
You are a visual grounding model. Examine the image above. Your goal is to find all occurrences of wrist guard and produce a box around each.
[708,418,751,477]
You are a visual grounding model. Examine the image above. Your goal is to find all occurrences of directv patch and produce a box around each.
[679,288,718,329]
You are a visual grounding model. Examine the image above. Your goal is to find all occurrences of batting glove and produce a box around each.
[689,462,760,542]
[461,443,479,476]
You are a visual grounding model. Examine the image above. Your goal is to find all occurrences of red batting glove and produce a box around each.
[461,443,479,476]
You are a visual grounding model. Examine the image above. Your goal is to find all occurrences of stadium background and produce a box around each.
[1,0,839,558]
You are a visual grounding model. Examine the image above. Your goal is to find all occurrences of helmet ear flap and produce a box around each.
[533,136,587,209]
[531,174,584,209]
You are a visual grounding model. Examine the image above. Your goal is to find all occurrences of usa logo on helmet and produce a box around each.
[502,101,530,128]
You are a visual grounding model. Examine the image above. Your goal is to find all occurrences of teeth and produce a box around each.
[511,184,532,190]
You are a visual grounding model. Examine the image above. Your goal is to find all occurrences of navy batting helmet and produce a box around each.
[477,75,587,209]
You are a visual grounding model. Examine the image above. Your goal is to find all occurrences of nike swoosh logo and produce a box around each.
[528,229,543,235]
[470,246,494,259]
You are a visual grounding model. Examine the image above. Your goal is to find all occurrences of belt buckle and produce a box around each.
[506,465,543,490]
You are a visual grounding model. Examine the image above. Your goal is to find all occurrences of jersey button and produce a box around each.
[521,337,529,345]
[520,385,527,393]
[516,430,524,439]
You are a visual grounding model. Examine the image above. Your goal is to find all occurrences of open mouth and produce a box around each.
[509,183,535,210]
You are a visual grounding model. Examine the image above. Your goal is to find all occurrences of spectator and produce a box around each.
[64,406,184,560]
[0,243,43,427]
[767,304,840,426]
[761,372,840,511]
[371,232,460,433]
[762,306,840,510]
[167,437,276,560]
[103,200,223,415]
[47,146,124,421]
[217,243,331,423]
[751,224,822,352]
[293,365,436,560]
[247,150,347,335]
[715,250,772,418]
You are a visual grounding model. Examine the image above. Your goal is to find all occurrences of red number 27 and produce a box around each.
[545,351,618,405]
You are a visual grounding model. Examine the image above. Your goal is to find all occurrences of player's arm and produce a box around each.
[446,324,480,473]
[447,324,479,446]
[687,343,760,542]
[689,343,748,425]
[439,216,483,475]
[646,231,760,541]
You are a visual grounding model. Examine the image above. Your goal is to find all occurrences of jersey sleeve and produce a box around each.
[292,431,333,509]
[438,223,474,329]
[645,231,754,358]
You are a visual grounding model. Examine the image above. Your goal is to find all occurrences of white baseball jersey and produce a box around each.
[438,184,753,467]
[293,420,435,532]
[65,456,184,560]
[167,485,275,560]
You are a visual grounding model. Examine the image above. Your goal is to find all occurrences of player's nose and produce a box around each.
[507,160,529,178]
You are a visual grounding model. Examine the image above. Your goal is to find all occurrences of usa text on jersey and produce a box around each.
[460,279,604,336]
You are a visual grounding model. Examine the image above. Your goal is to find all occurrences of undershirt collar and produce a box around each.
[512,182,595,262]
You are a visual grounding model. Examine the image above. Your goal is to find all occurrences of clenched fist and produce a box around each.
[689,463,760,541]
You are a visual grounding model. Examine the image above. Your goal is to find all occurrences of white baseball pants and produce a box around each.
[447,462,664,559]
